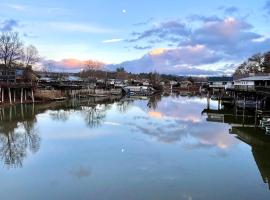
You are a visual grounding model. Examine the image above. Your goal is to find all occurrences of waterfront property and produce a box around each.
[208,76,234,91]
[1,95,270,199]
[0,65,37,104]
[234,76,270,94]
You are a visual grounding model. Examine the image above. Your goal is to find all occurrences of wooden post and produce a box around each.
[8,88,12,104]
[21,103,24,119]
[24,90,27,101]
[31,89,34,103]
[20,88,23,104]
[1,88,4,103]
[9,106,12,121]
[207,91,210,109]
[242,95,246,126]
[13,90,16,103]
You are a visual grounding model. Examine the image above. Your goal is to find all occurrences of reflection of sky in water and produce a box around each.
[0,96,269,200]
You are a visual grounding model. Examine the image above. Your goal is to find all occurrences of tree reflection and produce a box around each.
[82,105,107,128]
[49,110,70,122]
[0,105,40,168]
[116,100,132,113]
[147,94,162,110]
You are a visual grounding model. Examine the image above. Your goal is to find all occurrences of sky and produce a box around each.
[1,0,270,75]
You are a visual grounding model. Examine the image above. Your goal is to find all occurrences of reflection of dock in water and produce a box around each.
[202,103,270,190]
[202,108,257,127]
[231,126,270,190]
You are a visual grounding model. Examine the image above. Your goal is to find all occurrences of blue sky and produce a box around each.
[1,0,270,75]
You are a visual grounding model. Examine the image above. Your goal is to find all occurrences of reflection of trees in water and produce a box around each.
[82,105,108,128]
[49,110,71,122]
[116,100,132,113]
[147,95,162,110]
[0,105,40,168]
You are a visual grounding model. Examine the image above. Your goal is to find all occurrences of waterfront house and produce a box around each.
[208,76,233,90]
[0,65,38,83]
[159,81,165,86]
[234,76,270,92]
[180,81,192,89]
[142,81,150,86]
[123,86,154,96]
[169,80,178,86]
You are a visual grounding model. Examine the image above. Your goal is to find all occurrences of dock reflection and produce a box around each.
[202,102,270,189]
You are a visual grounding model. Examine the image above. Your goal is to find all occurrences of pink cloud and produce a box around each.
[41,58,105,72]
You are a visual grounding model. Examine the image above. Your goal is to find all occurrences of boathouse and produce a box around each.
[208,76,234,90]
[0,65,38,104]
[234,76,270,92]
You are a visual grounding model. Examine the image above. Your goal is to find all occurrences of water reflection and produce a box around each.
[0,105,40,168]
[0,94,270,199]
[0,96,122,168]
[202,101,270,189]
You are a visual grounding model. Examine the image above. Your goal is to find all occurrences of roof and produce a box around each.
[208,77,233,82]
[236,76,270,81]
[65,75,82,81]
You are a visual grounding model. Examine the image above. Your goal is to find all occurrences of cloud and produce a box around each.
[49,22,114,34]
[23,33,38,38]
[184,17,267,59]
[134,45,153,50]
[264,0,270,15]
[128,20,190,43]
[188,15,222,22]
[3,3,26,11]
[1,3,69,16]
[128,17,267,60]
[0,19,19,31]
[41,58,105,72]
[107,45,225,75]
[102,38,124,43]
[218,6,239,15]
[133,18,154,26]
[119,16,270,75]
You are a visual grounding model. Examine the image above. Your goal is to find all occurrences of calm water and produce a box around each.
[0,94,270,200]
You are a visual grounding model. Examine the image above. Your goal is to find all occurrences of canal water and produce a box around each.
[0,94,269,200]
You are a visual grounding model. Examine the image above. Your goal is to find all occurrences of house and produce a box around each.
[142,81,150,86]
[180,81,192,89]
[208,77,233,90]
[234,76,270,91]
[169,81,178,86]
[123,86,154,96]
[159,81,165,86]
[114,80,125,87]
[107,79,115,86]
[0,65,38,83]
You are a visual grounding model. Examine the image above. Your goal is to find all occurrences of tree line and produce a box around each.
[0,31,39,69]
[234,51,270,77]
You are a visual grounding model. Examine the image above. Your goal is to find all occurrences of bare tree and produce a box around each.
[85,60,104,71]
[22,45,39,67]
[83,60,105,79]
[0,31,23,68]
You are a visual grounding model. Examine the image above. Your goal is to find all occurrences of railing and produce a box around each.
[255,86,270,94]
[234,85,256,92]
[0,81,36,88]
[0,75,16,81]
